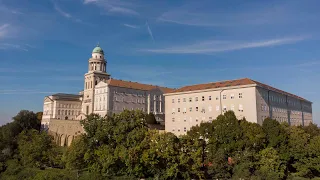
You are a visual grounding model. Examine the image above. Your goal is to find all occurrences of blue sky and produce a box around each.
[0,0,320,125]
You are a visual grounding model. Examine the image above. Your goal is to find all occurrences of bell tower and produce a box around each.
[82,44,110,115]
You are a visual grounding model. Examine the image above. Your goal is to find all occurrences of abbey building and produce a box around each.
[41,45,173,131]
[41,44,313,145]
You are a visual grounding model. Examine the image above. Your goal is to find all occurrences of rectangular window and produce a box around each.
[184,127,187,132]
[172,128,175,132]
[196,118,198,122]
[184,118,186,122]
[172,118,175,122]
[239,104,243,112]
[231,94,234,99]
[231,104,234,111]
[189,97,192,102]
[178,108,180,112]
[196,107,199,111]
[216,96,219,100]
[223,106,227,112]
[195,97,198,101]
[189,107,192,112]
[209,96,212,100]
[183,98,186,102]
[178,99,180,103]
[172,99,174,103]
[239,93,243,98]
[202,96,205,101]
[223,95,226,99]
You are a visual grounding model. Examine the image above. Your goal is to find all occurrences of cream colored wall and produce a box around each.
[255,87,313,126]
[93,82,109,117]
[108,86,147,115]
[42,100,54,120]
[54,100,82,120]
[165,85,257,136]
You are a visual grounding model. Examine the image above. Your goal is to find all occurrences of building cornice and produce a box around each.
[164,84,257,96]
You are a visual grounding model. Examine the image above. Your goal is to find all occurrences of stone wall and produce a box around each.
[47,119,85,146]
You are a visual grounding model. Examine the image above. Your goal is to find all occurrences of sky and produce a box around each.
[0,0,320,125]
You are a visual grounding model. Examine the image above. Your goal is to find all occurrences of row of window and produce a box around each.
[172,116,212,123]
[261,105,306,116]
[172,93,243,103]
[113,106,145,111]
[172,127,188,132]
[57,110,81,116]
[114,96,145,103]
[94,104,106,111]
[114,90,145,97]
[172,104,244,113]
[58,104,81,109]
[95,88,108,94]
[95,96,106,102]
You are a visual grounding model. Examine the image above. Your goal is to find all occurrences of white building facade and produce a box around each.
[164,78,313,136]
[41,45,173,129]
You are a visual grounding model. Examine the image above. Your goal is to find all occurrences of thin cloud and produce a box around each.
[0,90,74,95]
[123,24,139,29]
[84,0,139,16]
[109,7,138,16]
[146,21,154,41]
[0,43,29,51]
[53,3,72,18]
[0,24,10,38]
[157,1,311,27]
[141,36,308,54]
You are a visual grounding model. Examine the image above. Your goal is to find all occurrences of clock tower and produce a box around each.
[82,44,110,115]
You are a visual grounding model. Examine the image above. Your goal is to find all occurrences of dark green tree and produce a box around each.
[145,113,157,124]
[13,110,40,131]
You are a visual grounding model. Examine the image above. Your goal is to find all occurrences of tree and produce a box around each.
[262,118,287,148]
[302,123,320,138]
[256,147,286,179]
[17,130,61,168]
[13,110,40,131]
[145,113,157,124]
[36,112,43,121]
[65,136,88,170]
[141,131,183,179]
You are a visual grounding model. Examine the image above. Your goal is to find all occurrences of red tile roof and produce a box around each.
[107,78,174,93]
[167,78,310,102]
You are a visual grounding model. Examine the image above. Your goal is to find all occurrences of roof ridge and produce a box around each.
[180,77,250,88]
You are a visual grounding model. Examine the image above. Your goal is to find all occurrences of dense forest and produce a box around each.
[0,110,320,180]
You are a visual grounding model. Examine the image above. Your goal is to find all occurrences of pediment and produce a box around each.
[44,96,53,103]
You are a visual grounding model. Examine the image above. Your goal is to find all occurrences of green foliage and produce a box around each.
[65,136,88,170]
[13,110,40,131]
[1,109,320,179]
[17,130,63,168]
[145,113,157,124]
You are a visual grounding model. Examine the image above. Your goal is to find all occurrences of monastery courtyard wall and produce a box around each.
[48,119,84,146]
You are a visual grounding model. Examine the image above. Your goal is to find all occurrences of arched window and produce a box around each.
[72,110,74,115]
[65,110,67,115]
[68,110,71,115]
[58,110,60,115]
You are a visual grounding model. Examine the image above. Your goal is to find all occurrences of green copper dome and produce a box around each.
[92,44,104,55]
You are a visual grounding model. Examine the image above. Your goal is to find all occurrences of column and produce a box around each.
[147,94,150,114]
